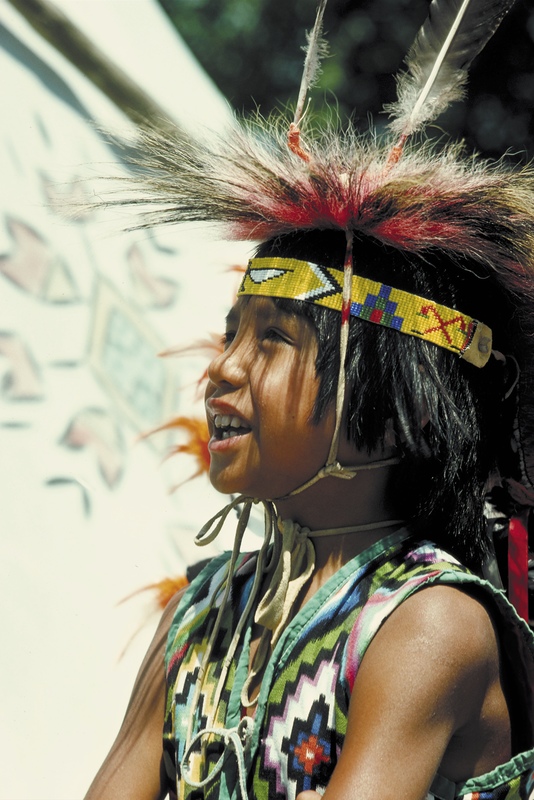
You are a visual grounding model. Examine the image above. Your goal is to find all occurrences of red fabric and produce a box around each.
[508,513,530,621]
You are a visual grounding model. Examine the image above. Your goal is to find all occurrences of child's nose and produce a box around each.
[207,340,248,388]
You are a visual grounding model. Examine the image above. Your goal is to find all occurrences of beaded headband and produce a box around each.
[239,257,493,368]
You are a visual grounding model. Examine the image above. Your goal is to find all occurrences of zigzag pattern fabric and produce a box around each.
[162,532,534,800]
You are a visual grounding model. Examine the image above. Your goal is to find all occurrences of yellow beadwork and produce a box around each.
[238,257,492,368]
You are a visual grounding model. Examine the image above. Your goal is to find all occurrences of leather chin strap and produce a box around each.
[275,453,401,499]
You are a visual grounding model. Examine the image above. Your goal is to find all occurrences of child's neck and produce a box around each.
[275,463,398,528]
[274,462,402,567]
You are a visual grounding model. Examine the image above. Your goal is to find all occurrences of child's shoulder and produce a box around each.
[378,582,501,665]
[337,581,515,794]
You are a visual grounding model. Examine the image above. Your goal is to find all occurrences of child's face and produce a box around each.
[205,297,336,500]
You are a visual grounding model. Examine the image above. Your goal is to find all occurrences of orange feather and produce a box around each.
[160,333,223,397]
[140,415,211,489]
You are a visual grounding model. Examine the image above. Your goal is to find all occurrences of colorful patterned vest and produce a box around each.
[163,529,534,800]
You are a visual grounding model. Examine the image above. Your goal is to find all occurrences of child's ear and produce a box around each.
[493,350,520,400]
[384,400,430,449]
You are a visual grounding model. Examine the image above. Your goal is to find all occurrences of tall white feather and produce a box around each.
[292,0,329,127]
[386,0,516,138]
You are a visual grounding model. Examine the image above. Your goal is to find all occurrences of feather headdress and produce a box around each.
[126,121,534,270]
[111,0,534,619]
[112,2,527,274]
[112,0,534,454]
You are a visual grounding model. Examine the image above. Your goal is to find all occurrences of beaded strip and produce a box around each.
[239,257,492,367]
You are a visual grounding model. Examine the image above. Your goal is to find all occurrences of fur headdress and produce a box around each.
[110,0,534,618]
[128,121,534,276]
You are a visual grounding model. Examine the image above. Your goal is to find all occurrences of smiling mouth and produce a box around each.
[212,413,251,440]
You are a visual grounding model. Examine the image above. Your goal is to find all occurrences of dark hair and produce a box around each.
[255,229,519,570]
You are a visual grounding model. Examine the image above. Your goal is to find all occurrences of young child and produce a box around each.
[86,3,534,799]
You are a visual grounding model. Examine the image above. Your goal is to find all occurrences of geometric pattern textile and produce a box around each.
[239,258,493,368]
[162,530,534,800]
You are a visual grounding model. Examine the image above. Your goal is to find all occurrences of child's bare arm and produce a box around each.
[298,586,506,800]
[84,590,184,800]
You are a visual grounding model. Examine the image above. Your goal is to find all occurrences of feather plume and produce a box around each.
[289,0,329,161]
[386,0,516,138]
[293,0,329,128]
[140,414,210,487]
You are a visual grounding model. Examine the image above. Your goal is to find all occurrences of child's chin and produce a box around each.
[209,472,248,497]
[210,475,271,501]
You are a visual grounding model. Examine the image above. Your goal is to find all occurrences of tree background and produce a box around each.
[157,0,534,159]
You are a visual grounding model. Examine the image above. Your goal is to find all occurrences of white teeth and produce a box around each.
[221,430,240,439]
[213,413,250,430]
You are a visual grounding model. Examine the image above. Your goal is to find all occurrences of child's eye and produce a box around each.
[221,331,236,349]
[264,327,290,344]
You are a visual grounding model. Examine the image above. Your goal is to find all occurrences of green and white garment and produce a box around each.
[162,529,534,800]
